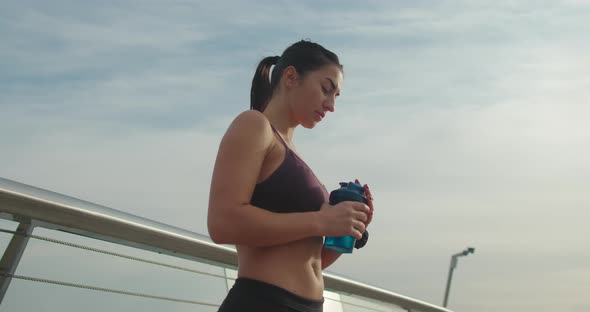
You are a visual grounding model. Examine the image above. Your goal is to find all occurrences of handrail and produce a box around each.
[0,177,451,312]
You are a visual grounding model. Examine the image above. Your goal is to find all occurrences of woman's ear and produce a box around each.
[283,65,299,88]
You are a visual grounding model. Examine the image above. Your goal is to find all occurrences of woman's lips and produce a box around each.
[315,111,325,120]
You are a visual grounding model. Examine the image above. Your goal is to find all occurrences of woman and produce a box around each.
[208,40,374,312]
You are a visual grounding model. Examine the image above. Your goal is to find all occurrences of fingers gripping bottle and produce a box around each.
[323,182,368,253]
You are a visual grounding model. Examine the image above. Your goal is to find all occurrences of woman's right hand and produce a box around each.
[317,201,370,240]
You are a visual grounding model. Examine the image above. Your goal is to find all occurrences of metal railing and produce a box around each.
[0,177,451,312]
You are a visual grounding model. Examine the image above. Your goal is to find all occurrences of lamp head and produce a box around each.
[461,247,476,256]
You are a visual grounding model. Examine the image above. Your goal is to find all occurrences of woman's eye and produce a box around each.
[322,87,330,94]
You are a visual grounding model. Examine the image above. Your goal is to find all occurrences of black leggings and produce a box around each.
[218,277,324,312]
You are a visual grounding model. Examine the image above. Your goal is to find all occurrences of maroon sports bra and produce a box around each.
[250,125,329,213]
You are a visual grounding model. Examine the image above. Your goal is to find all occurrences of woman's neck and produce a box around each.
[263,95,297,142]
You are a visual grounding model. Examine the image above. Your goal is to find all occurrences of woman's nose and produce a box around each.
[325,98,335,113]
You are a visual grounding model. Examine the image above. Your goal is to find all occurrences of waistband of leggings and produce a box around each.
[233,277,324,309]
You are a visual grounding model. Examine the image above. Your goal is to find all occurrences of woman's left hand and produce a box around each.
[355,179,373,228]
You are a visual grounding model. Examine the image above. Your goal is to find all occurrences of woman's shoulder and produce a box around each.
[227,110,272,133]
[232,110,270,127]
[223,110,274,145]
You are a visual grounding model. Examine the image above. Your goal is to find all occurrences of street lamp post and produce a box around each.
[443,247,475,307]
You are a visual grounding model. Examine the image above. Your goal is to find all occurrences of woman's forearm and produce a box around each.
[208,204,322,247]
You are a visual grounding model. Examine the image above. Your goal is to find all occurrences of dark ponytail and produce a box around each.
[250,40,342,112]
[250,56,280,112]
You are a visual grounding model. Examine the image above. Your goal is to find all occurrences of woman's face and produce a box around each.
[287,64,343,128]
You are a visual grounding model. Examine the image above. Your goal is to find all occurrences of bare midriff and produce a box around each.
[236,236,324,300]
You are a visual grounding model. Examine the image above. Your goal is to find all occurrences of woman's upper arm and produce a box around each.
[207,110,272,236]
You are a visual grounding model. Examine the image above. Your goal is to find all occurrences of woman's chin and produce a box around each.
[302,121,319,129]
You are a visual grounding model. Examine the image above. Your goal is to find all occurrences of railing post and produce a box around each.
[0,222,34,304]
[223,268,229,292]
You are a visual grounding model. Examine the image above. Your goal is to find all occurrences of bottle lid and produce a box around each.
[343,181,364,193]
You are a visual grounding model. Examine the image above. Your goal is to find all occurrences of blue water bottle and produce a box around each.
[324,182,368,253]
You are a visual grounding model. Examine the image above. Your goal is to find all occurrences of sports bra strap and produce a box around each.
[269,124,289,148]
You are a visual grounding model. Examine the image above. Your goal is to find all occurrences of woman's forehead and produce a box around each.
[312,65,343,84]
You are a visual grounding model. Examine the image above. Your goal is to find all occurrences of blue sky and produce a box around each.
[1,1,589,311]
